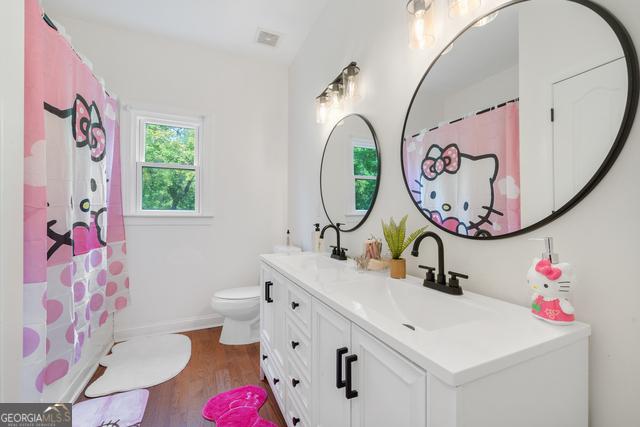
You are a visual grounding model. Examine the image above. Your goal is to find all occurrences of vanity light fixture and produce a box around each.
[473,11,498,27]
[407,0,435,49]
[315,62,360,124]
[448,0,481,18]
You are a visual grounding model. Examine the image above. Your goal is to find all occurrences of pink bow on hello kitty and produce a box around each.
[422,144,460,181]
[535,259,562,281]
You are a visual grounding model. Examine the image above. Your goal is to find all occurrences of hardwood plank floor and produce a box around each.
[78,328,286,427]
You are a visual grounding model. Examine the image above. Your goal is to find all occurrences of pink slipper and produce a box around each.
[202,385,276,427]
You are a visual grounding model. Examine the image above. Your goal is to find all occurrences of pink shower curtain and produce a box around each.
[403,101,521,236]
[22,0,130,400]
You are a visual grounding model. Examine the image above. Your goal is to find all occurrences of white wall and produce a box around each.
[52,17,289,339]
[288,0,640,425]
[0,0,24,403]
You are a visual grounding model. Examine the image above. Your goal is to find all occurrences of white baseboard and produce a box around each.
[114,313,224,342]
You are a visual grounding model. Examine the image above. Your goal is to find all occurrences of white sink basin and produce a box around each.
[328,276,494,332]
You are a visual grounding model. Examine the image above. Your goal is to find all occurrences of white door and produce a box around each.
[271,271,288,370]
[350,325,426,427]
[552,57,627,209]
[311,300,352,427]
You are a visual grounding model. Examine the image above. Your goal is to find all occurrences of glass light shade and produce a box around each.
[473,11,498,27]
[342,63,360,100]
[449,0,481,18]
[326,82,343,111]
[316,94,330,124]
[407,0,435,50]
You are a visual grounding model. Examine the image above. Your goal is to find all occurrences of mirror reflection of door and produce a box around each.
[552,58,626,210]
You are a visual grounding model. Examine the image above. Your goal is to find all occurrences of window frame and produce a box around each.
[349,137,378,215]
[126,108,208,219]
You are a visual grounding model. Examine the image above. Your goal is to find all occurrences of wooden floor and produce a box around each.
[78,328,286,427]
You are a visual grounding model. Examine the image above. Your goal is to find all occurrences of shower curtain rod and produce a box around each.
[413,97,520,137]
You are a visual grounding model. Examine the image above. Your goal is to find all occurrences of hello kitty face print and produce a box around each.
[44,93,109,258]
[527,258,575,324]
[419,143,500,237]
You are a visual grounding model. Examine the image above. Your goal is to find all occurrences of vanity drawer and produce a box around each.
[285,317,311,378]
[286,280,312,335]
[285,387,310,427]
[286,352,311,413]
[263,353,286,409]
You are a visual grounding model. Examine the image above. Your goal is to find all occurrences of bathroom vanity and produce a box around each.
[259,253,590,427]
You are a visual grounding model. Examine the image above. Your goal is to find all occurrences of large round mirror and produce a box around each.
[402,0,638,239]
[321,114,381,232]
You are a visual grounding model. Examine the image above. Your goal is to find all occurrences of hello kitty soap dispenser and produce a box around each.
[527,238,575,325]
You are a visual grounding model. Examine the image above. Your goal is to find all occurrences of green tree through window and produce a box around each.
[141,123,197,211]
[353,145,378,211]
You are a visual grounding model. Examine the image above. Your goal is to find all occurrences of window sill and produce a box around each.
[124,214,214,227]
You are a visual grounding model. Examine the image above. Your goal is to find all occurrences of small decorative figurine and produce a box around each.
[527,238,575,325]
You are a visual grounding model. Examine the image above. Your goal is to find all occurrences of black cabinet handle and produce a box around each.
[345,354,358,399]
[291,378,300,387]
[291,301,300,310]
[262,354,268,360]
[292,417,300,426]
[291,340,300,349]
[265,281,273,303]
[336,347,348,389]
[273,377,279,385]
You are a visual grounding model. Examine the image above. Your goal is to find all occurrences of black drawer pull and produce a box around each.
[336,347,348,389]
[262,354,268,360]
[291,378,300,387]
[345,354,358,399]
[292,417,300,426]
[291,340,300,349]
[291,301,300,310]
[273,377,279,385]
[265,281,274,303]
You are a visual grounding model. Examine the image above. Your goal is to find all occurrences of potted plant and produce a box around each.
[381,215,427,279]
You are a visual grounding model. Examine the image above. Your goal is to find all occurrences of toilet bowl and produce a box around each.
[211,286,260,345]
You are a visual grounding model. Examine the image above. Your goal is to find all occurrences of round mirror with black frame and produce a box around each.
[321,114,381,232]
[401,0,638,239]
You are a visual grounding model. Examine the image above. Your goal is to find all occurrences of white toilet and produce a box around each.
[211,286,260,345]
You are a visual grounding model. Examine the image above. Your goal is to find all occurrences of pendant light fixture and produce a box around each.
[448,0,481,18]
[315,62,360,125]
[407,0,435,49]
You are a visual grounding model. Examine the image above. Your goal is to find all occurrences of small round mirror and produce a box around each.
[321,114,381,232]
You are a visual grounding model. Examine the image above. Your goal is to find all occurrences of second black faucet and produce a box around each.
[320,223,348,260]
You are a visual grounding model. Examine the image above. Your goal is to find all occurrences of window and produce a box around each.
[133,113,202,215]
[351,139,378,213]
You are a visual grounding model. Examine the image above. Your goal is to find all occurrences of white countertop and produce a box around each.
[260,252,591,387]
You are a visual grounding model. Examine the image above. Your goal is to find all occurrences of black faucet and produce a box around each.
[320,223,347,261]
[411,231,467,295]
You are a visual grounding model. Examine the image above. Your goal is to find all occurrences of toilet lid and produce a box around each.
[214,286,260,300]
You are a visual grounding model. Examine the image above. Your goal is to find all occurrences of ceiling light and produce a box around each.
[407,0,435,50]
[449,0,481,18]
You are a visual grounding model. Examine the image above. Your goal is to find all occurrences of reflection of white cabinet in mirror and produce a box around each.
[552,58,626,210]
[518,0,626,225]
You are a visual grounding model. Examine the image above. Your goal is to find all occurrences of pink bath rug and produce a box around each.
[72,389,148,427]
[202,385,276,427]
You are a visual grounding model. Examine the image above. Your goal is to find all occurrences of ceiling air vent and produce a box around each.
[256,29,280,47]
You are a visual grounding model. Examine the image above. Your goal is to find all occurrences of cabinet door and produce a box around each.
[271,271,288,371]
[350,325,426,427]
[311,300,351,427]
[260,265,276,352]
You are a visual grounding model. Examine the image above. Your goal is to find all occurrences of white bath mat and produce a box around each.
[85,334,191,397]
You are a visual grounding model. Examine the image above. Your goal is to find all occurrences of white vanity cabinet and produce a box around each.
[259,255,590,427]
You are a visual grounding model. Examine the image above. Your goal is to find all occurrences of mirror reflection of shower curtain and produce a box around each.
[22,0,130,401]
[403,101,521,236]
[552,57,627,210]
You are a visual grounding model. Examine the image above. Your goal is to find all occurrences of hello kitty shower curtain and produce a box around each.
[403,101,521,237]
[22,0,130,400]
